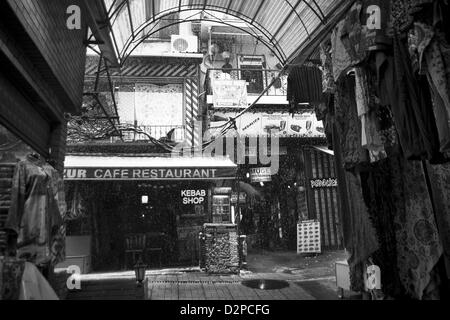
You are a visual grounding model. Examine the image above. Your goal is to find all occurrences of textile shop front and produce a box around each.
[61,155,238,272]
[300,0,450,299]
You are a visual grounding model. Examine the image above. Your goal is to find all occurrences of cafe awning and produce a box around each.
[64,155,237,180]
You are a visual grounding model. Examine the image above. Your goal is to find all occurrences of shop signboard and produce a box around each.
[213,187,232,195]
[310,178,338,189]
[181,189,207,205]
[212,80,248,109]
[231,192,247,204]
[208,111,325,138]
[297,220,321,254]
[250,167,272,183]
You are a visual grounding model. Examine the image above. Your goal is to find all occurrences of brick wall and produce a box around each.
[6,0,88,112]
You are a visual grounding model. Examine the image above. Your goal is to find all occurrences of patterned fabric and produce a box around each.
[335,76,369,169]
[354,68,387,162]
[320,42,336,94]
[408,22,450,153]
[392,159,443,300]
[424,33,450,153]
[341,1,369,65]
[344,171,379,292]
[331,20,354,82]
[360,160,405,298]
[427,162,450,279]
[66,184,86,221]
[390,0,434,33]
[5,156,63,267]
[408,22,435,74]
[44,169,67,267]
[0,257,25,300]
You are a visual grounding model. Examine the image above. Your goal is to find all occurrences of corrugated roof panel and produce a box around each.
[104,0,348,65]
[255,1,292,35]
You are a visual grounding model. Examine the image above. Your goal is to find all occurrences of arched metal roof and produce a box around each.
[101,0,351,66]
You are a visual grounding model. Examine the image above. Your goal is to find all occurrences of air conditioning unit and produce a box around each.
[171,35,198,53]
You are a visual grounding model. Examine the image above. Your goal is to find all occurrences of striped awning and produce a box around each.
[101,0,352,66]
[85,55,199,78]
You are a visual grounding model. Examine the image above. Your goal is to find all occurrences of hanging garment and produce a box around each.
[354,67,387,162]
[360,160,405,298]
[341,1,369,65]
[408,22,450,153]
[344,170,379,292]
[66,184,86,221]
[387,35,443,162]
[391,159,443,300]
[18,262,59,300]
[332,20,354,82]
[320,41,336,94]
[5,155,63,267]
[335,76,369,169]
[426,162,450,280]
[286,66,324,105]
[0,257,25,300]
[42,163,67,267]
[314,95,334,150]
[390,0,434,33]
[424,33,450,153]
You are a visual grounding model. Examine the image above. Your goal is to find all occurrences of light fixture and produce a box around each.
[222,51,231,60]
[141,196,148,204]
[246,172,250,179]
[260,182,264,187]
[134,257,147,287]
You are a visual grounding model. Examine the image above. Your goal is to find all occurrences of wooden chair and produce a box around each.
[124,234,146,270]
[144,233,164,268]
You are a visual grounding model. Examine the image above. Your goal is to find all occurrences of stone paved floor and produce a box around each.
[66,251,360,300]
[145,273,322,300]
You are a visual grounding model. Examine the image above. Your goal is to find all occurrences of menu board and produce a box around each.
[297,220,321,254]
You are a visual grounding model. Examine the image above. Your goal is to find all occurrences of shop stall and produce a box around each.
[62,155,238,271]
[291,0,450,300]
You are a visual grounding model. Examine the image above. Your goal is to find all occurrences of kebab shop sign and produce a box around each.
[181,189,206,205]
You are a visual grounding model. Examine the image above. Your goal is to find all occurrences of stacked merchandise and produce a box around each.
[311,0,450,299]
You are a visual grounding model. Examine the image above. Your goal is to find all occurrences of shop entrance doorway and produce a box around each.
[66,180,210,272]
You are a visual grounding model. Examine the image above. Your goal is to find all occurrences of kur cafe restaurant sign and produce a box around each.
[64,167,235,180]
